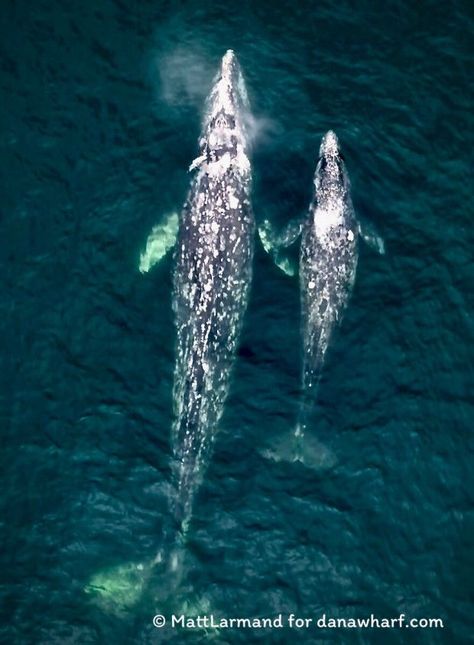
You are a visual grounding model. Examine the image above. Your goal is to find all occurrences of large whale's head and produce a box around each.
[314,131,350,204]
[195,50,251,174]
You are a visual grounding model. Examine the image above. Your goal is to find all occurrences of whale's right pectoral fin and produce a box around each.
[139,211,179,274]
[358,218,385,255]
[258,217,303,277]
[274,254,297,277]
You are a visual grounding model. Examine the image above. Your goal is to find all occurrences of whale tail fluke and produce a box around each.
[84,559,150,616]
[83,540,187,617]
[259,385,337,471]
[260,428,336,471]
[144,542,187,606]
[83,507,189,617]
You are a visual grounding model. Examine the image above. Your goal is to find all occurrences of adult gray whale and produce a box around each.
[260,131,383,462]
[171,49,254,526]
[84,51,255,613]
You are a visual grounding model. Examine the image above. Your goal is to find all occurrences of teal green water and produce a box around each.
[0,1,472,643]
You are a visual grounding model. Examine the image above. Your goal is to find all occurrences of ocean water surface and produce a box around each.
[0,1,473,643]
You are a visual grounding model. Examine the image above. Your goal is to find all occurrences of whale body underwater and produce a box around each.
[298,131,360,434]
[143,50,255,532]
[85,50,255,612]
[143,51,255,528]
[170,49,254,527]
[261,130,384,461]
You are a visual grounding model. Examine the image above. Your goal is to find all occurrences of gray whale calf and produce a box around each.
[298,131,359,433]
[260,130,383,463]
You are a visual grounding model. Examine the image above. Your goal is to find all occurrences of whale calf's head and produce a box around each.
[314,130,349,203]
[199,50,251,172]
[319,130,340,158]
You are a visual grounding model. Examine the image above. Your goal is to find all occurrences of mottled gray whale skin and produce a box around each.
[171,50,254,526]
[258,131,383,465]
[82,52,254,610]
[297,131,358,433]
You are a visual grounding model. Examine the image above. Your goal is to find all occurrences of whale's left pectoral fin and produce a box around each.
[258,217,303,277]
[358,218,385,255]
[139,211,179,274]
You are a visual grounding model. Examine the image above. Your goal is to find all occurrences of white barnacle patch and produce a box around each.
[314,202,344,243]
[320,131,339,157]
[210,77,235,117]
[228,191,239,210]
[235,144,250,174]
[308,280,316,289]
[197,191,206,208]
[347,229,354,241]
[207,152,233,177]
